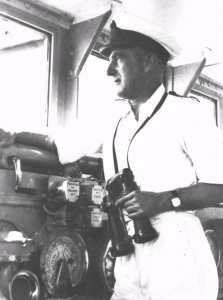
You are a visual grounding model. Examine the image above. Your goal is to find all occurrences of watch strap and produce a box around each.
[171,189,179,198]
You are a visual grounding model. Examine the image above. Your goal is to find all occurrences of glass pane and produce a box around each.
[0,15,50,132]
[202,64,223,85]
[78,55,117,126]
[189,92,217,125]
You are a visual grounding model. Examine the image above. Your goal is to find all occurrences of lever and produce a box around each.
[12,156,36,196]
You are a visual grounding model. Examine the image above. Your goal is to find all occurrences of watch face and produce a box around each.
[171,197,181,208]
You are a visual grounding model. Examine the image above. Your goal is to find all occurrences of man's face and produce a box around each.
[107,48,148,100]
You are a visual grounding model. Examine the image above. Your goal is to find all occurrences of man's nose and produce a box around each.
[107,61,116,76]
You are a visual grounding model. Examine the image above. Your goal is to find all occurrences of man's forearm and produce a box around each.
[116,182,223,219]
[175,182,223,211]
[158,183,223,214]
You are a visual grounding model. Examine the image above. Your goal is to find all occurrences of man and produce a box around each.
[97,20,223,300]
[0,18,223,300]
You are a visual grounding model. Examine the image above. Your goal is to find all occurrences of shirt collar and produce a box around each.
[126,85,166,123]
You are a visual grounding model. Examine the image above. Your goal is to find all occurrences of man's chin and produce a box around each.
[116,89,126,99]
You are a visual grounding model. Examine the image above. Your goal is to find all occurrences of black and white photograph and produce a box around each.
[0,0,223,299]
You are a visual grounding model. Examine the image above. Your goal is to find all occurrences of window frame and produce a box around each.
[0,0,69,128]
[192,75,223,135]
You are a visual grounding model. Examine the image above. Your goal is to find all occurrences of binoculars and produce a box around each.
[103,168,158,257]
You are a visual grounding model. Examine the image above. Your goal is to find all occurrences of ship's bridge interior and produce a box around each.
[0,1,223,300]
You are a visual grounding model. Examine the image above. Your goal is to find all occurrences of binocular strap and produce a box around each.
[113,92,168,173]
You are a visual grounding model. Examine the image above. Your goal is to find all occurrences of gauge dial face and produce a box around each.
[40,229,88,297]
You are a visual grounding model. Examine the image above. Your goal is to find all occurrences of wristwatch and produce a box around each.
[171,190,181,209]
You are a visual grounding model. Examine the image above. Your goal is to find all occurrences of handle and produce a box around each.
[12,156,36,196]
[14,186,36,196]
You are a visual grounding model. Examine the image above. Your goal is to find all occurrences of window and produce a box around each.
[0,15,50,132]
[192,64,223,143]
[78,54,117,126]
[189,92,217,125]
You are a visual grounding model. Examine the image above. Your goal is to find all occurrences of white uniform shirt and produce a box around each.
[55,85,223,192]
[103,85,223,192]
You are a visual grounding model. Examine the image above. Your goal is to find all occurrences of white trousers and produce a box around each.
[111,212,218,300]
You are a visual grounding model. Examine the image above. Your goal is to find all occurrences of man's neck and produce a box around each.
[130,102,142,121]
[130,84,162,121]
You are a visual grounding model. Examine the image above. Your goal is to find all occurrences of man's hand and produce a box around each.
[115,190,173,219]
[0,128,14,148]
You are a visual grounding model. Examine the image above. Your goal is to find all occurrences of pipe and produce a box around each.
[9,270,40,300]
[0,262,19,299]
[14,132,57,153]
[0,143,61,169]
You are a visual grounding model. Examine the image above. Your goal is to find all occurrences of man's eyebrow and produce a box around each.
[109,51,125,60]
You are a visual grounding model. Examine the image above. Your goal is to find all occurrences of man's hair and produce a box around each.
[134,47,167,67]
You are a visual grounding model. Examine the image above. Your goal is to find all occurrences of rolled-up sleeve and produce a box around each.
[182,99,223,184]
[53,121,104,165]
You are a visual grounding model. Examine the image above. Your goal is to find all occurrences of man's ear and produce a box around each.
[143,52,157,73]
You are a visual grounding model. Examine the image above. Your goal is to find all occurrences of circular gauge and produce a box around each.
[99,239,116,293]
[40,229,88,298]
[205,229,221,269]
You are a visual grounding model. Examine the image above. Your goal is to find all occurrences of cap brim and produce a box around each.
[99,45,111,58]
[112,13,181,62]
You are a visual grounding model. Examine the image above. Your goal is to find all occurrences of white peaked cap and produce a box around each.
[112,0,220,66]
[112,13,182,64]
